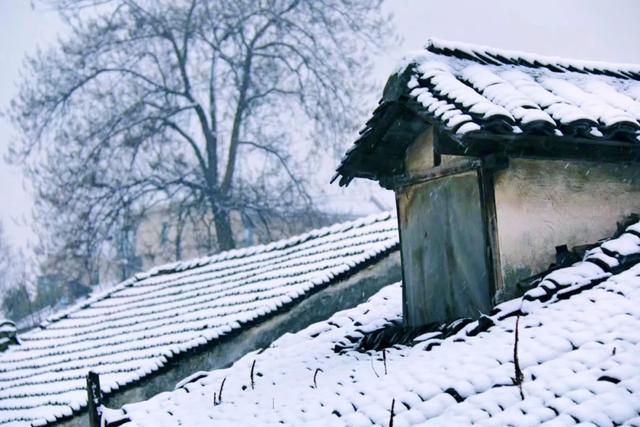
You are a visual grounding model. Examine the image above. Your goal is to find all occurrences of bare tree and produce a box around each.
[0,223,12,294]
[0,223,34,322]
[8,0,392,280]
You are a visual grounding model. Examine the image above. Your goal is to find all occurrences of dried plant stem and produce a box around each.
[313,368,323,389]
[383,348,388,375]
[250,360,256,390]
[512,315,524,400]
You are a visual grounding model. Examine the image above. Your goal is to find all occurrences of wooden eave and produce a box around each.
[339,107,640,190]
[438,129,640,165]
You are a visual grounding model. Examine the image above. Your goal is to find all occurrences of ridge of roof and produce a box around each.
[425,38,640,79]
[35,211,396,332]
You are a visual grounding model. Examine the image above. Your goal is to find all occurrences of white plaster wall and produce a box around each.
[403,128,466,177]
[405,128,435,174]
[494,158,640,297]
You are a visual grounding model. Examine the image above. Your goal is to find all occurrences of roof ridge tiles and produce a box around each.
[426,38,640,79]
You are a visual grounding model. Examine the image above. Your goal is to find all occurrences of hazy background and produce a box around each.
[1,0,640,250]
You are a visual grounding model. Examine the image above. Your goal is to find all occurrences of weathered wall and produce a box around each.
[397,172,492,326]
[52,251,401,427]
[403,127,465,177]
[405,128,435,173]
[494,158,640,300]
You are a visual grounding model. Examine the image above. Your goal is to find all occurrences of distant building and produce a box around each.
[34,206,347,308]
[135,207,344,275]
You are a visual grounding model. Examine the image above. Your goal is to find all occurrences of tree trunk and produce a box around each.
[174,225,183,261]
[214,210,235,251]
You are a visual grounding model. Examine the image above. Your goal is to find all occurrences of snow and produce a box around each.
[457,122,481,134]
[542,78,638,128]
[103,220,640,427]
[584,80,640,121]
[402,39,640,138]
[427,38,640,77]
[0,212,399,427]
[335,39,640,188]
[461,65,555,127]
[419,64,513,122]
[601,232,640,256]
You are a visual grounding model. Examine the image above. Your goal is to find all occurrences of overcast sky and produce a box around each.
[1,0,640,248]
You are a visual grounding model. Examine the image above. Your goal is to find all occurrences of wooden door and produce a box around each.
[397,171,493,326]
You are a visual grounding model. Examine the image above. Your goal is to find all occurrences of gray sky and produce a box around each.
[0,1,61,247]
[1,0,640,248]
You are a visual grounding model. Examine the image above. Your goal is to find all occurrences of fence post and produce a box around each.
[86,371,102,427]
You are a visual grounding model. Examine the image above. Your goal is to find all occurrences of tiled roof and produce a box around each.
[0,212,399,427]
[335,39,640,186]
[108,220,640,426]
[414,39,640,138]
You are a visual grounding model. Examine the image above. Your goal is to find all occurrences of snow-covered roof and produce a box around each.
[0,212,399,427]
[335,38,640,186]
[107,220,640,427]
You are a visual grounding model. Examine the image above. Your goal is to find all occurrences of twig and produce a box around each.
[512,315,524,400]
[383,348,388,375]
[388,398,395,427]
[313,368,323,389]
[250,360,256,390]
[213,377,226,405]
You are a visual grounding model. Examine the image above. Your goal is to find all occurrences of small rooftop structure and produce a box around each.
[335,39,640,325]
[105,219,640,427]
[0,213,400,427]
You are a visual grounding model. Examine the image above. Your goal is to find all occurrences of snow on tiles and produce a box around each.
[396,38,640,139]
[0,212,399,427]
[104,221,640,427]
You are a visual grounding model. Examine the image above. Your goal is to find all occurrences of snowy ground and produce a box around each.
[110,222,640,427]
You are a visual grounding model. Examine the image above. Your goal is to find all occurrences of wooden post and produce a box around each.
[86,371,102,427]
